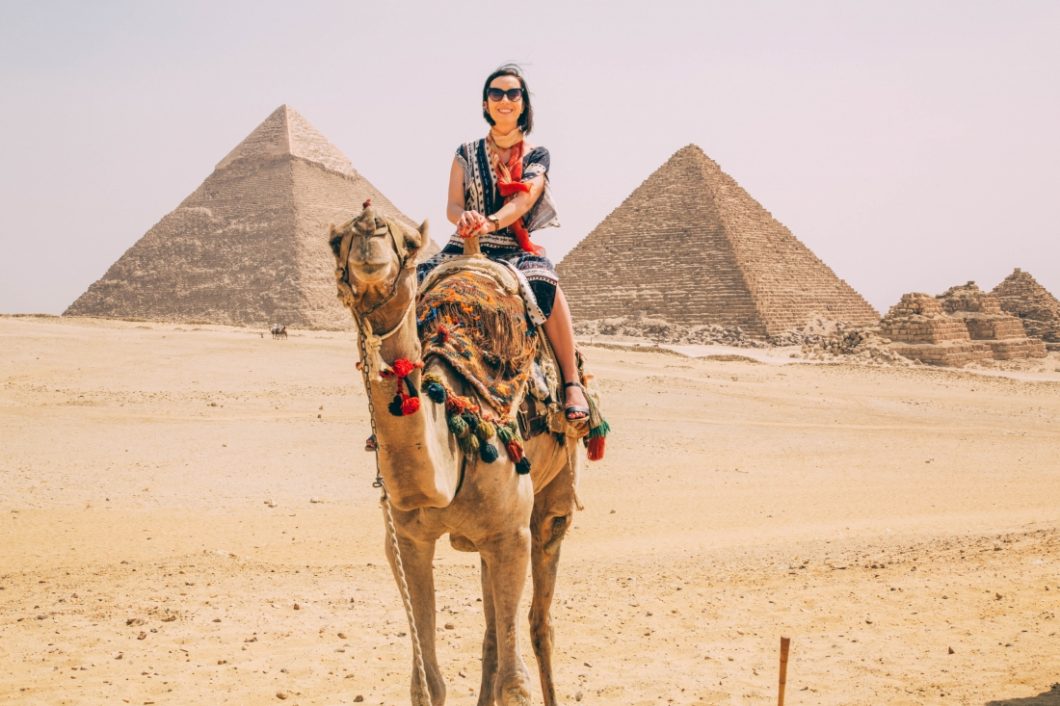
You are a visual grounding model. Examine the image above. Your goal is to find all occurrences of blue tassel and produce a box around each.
[515,457,531,475]
[461,412,479,432]
[425,382,447,404]
[480,443,499,463]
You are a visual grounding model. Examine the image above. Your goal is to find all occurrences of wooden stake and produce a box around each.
[778,636,791,706]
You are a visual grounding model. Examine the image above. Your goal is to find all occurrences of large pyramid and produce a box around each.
[66,105,434,329]
[557,145,879,337]
[991,268,1060,343]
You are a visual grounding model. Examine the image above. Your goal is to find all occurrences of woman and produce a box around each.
[418,64,589,420]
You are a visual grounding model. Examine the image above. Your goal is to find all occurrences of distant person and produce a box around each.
[417,64,589,420]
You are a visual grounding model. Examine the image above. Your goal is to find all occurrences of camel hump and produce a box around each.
[417,264,537,417]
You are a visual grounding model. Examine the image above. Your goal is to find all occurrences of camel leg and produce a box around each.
[476,557,498,706]
[529,469,575,706]
[480,528,533,706]
[384,528,446,706]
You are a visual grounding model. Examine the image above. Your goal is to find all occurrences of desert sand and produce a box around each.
[1,315,1058,706]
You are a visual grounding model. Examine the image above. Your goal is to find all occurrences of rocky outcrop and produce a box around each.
[879,285,1045,366]
[557,144,879,338]
[991,268,1060,345]
[938,282,1046,360]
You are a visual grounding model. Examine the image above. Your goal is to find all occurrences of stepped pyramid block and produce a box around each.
[991,268,1060,344]
[65,105,436,329]
[557,145,879,337]
[879,293,990,366]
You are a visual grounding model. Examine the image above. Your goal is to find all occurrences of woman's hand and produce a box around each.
[457,210,486,237]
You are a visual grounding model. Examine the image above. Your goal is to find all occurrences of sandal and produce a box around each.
[563,381,590,421]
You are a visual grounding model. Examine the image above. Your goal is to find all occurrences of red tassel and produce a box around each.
[505,441,524,463]
[587,435,605,461]
[401,395,420,415]
[391,358,416,378]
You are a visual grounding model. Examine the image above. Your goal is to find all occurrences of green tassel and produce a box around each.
[448,415,469,438]
[476,420,495,441]
[588,419,611,438]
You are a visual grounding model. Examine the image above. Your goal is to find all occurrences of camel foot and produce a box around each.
[497,685,531,706]
[449,534,477,552]
[495,673,531,706]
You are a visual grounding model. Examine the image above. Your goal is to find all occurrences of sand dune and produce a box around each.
[1,316,1058,705]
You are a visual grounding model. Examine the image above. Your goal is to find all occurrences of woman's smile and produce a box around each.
[486,76,523,128]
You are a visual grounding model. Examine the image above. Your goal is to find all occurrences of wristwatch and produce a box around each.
[486,214,502,232]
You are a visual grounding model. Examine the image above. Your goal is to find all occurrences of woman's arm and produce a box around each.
[447,157,485,235]
[481,174,545,232]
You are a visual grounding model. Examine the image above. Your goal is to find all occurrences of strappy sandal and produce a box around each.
[563,381,590,421]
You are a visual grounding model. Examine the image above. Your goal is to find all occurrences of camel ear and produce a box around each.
[328,224,343,259]
[403,219,426,252]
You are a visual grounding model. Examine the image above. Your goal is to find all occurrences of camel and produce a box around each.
[330,203,581,706]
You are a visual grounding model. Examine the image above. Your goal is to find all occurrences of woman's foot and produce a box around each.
[563,381,590,421]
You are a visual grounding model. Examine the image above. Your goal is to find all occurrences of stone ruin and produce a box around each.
[65,105,438,329]
[557,145,879,339]
[992,268,1060,347]
[879,283,1046,366]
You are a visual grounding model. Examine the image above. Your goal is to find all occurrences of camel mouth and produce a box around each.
[350,260,395,281]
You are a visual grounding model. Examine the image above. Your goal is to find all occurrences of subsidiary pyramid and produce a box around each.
[65,105,435,328]
[991,268,1060,342]
[557,145,878,337]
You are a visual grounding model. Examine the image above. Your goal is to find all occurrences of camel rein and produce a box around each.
[351,265,432,703]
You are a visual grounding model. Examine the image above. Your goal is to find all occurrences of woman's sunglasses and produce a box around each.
[487,87,523,102]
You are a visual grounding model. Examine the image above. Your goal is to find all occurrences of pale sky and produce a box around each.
[2,0,1058,315]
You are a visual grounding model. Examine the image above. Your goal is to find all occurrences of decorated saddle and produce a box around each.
[416,257,609,466]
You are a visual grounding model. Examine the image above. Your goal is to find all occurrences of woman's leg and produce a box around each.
[542,287,588,416]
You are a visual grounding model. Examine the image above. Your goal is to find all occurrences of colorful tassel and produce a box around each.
[587,435,605,461]
[401,395,420,415]
[480,443,499,463]
[461,412,479,432]
[447,415,469,438]
[515,457,532,475]
[425,382,447,403]
[381,357,424,416]
[505,440,523,463]
[496,425,513,445]
[475,420,495,441]
[584,391,611,461]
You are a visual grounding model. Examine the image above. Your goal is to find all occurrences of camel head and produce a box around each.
[330,200,428,312]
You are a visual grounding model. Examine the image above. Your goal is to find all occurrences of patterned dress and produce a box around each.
[417,139,561,319]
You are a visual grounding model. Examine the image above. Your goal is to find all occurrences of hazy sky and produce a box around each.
[2,1,1058,314]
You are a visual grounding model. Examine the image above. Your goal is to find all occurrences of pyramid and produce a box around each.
[65,105,436,329]
[557,145,879,337]
[991,268,1060,343]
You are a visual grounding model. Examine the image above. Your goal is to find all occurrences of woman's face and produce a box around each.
[485,75,524,130]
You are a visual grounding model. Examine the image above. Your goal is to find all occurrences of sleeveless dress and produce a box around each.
[416,139,561,319]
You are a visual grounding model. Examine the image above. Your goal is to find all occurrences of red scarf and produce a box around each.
[488,137,543,256]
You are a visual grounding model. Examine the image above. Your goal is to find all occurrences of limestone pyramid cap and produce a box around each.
[215,104,356,176]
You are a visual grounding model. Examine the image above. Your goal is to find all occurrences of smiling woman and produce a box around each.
[417,64,590,420]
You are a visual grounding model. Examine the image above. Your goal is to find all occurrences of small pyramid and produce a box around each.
[557,145,878,337]
[991,268,1060,343]
[65,105,437,328]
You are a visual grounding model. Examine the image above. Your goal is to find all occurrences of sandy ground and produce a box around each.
[1,315,1058,706]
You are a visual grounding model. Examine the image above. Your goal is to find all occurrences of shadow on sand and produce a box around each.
[987,685,1060,706]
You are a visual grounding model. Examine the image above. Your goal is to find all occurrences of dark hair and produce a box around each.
[482,64,533,135]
